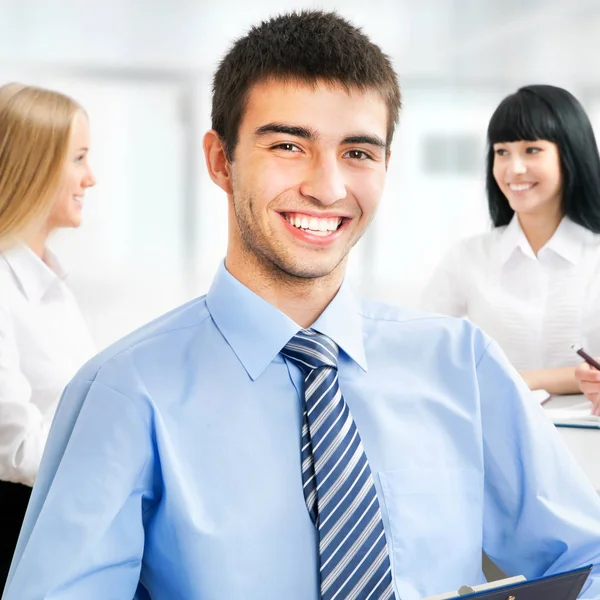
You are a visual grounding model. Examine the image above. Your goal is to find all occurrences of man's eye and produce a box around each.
[345,150,370,160]
[272,143,301,152]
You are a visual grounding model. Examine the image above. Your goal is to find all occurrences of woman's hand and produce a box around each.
[575,361,600,416]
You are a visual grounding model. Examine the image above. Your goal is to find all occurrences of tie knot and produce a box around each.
[282,329,339,372]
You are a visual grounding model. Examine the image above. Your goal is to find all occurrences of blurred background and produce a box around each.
[1,0,599,349]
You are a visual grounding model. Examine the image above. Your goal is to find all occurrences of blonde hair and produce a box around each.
[0,82,83,248]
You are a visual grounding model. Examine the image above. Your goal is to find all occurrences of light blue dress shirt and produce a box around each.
[5,262,600,600]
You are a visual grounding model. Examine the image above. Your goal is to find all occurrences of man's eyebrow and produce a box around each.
[254,124,386,149]
[254,123,317,140]
[342,135,386,148]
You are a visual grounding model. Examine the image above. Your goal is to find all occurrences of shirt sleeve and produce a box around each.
[477,338,600,599]
[0,299,51,485]
[420,242,468,317]
[3,357,156,600]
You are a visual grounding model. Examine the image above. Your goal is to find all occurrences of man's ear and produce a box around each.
[203,130,233,194]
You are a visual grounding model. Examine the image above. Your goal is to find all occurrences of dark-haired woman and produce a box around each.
[422,84,600,395]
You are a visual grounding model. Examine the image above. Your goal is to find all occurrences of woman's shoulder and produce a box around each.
[0,249,13,281]
[0,255,13,316]
[446,227,505,261]
[0,249,25,312]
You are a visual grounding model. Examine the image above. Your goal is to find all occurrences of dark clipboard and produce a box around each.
[449,565,592,600]
[554,423,600,430]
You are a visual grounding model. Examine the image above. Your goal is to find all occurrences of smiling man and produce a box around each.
[206,77,390,325]
[5,10,600,600]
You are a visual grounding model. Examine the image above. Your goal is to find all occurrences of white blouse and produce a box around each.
[0,244,95,485]
[421,216,600,372]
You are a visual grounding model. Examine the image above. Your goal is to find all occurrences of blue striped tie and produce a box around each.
[282,329,396,600]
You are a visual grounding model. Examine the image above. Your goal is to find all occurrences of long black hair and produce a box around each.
[486,84,600,232]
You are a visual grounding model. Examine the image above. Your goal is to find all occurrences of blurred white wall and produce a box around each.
[1,0,600,348]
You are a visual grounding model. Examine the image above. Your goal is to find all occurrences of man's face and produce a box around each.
[227,79,389,282]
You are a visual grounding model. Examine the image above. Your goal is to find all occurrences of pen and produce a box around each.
[572,345,600,370]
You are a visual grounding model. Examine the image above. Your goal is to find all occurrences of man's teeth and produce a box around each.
[284,214,342,234]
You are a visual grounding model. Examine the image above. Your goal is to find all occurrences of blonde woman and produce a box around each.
[0,83,96,588]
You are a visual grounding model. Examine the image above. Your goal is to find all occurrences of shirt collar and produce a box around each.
[1,243,67,301]
[497,215,594,265]
[206,261,367,381]
[544,217,595,265]
[497,215,535,263]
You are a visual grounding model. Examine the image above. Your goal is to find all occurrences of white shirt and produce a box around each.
[421,216,600,372]
[0,244,95,485]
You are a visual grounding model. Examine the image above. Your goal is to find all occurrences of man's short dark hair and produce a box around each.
[211,10,401,161]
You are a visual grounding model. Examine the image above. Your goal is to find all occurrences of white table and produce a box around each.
[544,394,600,492]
